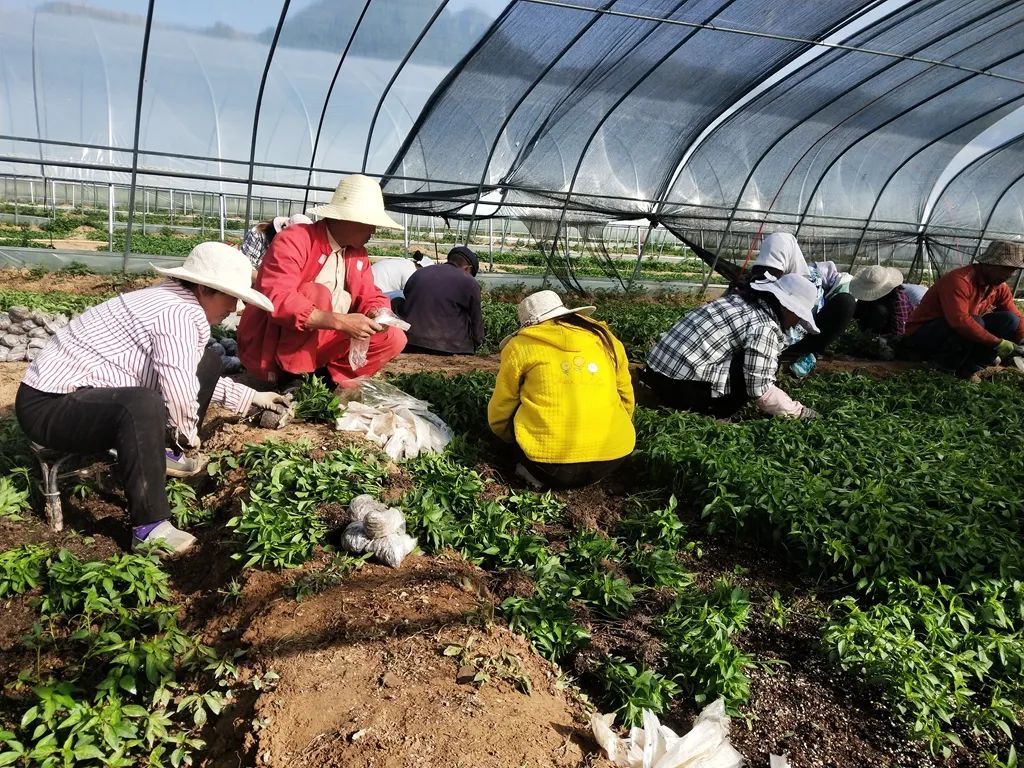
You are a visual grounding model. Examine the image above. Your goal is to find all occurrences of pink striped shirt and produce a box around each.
[23,282,255,446]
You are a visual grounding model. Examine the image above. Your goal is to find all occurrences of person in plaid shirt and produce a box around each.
[240,213,312,270]
[851,266,913,336]
[641,274,821,419]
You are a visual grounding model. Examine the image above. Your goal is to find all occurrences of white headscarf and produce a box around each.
[754,232,809,276]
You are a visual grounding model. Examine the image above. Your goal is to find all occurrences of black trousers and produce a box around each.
[784,293,857,357]
[903,311,1020,376]
[639,354,749,419]
[15,348,221,526]
[517,448,627,491]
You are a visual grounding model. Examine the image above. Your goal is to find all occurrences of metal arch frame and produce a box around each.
[675,0,946,266]
[973,162,1024,260]
[849,57,1024,262]
[496,0,680,182]
[120,0,156,270]
[361,1,451,174]
[791,7,1024,239]
[462,0,623,241]
[244,0,292,227]
[302,0,375,211]
[919,134,1024,253]
[540,0,787,292]
[381,1,519,195]
[29,10,45,180]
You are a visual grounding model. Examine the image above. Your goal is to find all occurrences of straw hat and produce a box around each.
[153,242,273,313]
[307,174,403,230]
[499,290,595,349]
[272,213,312,233]
[849,265,904,302]
[751,274,820,334]
[977,240,1024,268]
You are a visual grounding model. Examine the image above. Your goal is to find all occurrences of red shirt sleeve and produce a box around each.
[255,229,318,331]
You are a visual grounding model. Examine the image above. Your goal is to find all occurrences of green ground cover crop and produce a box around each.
[633,370,1024,753]
[0,548,235,767]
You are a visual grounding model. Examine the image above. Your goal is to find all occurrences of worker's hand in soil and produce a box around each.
[336,313,383,340]
[253,391,293,414]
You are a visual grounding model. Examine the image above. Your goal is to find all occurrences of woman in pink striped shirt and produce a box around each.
[16,243,290,556]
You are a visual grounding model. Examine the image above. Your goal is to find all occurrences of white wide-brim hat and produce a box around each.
[499,290,596,350]
[307,174,403,230]
[273,213,313,233]
[850,265,904,301]
[751,274,820,334]
[153,242,274,313]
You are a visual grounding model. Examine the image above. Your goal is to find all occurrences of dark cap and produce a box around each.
[447,245,479,276]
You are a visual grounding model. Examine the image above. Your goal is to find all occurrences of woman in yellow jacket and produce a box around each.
[487,290,635,490]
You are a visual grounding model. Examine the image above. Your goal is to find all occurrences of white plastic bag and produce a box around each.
[373,309,411,332]
[590,699,743,768]
[348,337,370,370]
[335,381,453,460]
[350,494,386,521]
[341,521,371,553]
[366,532,418,568]
[363,507,405,538]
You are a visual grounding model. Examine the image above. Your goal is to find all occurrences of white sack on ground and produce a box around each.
[340,496,417,568]
[590,699,744,768]
[769,756,791,768]
[335,380,452,460]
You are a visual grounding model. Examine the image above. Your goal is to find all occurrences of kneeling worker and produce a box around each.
[641,274,820,419]
[903,240,1024,377]
[238,174,407,390]
[398,245,484,355]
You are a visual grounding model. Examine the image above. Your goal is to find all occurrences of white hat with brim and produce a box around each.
[273,213,313,233]
[499,290,596,350]
[153,242,274,313]
[751,274,819,334]
[849,265,904,301]
[307,174,403,230]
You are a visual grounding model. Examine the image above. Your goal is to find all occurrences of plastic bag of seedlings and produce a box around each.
[590,699,743,768]
[336,381,452,460]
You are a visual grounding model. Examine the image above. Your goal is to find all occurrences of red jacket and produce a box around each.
[237,220,390,380]
[906,264,1024,346]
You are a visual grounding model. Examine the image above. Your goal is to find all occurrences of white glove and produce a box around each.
[252,391,292,413]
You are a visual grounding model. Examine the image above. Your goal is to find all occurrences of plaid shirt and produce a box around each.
[240,227,270,268]
[890,286,912,336]
[646,294,784,398]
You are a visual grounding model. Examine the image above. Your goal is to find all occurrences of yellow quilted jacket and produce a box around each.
[487,319,635,464]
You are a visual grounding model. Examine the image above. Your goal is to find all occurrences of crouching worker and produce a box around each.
[488,291,635,490]
[641,274,820,420]
[902,240,1024,378]
[238,174,406,391]
[15,243,291,555]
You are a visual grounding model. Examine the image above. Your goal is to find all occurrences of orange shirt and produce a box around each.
[905,265,1024,346]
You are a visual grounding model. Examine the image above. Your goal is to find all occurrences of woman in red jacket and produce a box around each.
[237,175,407,390]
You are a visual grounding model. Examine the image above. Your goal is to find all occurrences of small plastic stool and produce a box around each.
[29,443,115,532]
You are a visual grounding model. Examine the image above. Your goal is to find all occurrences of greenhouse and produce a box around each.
[0,1,1022,767]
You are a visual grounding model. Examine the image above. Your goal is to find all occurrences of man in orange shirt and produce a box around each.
[903,240,1024,377]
